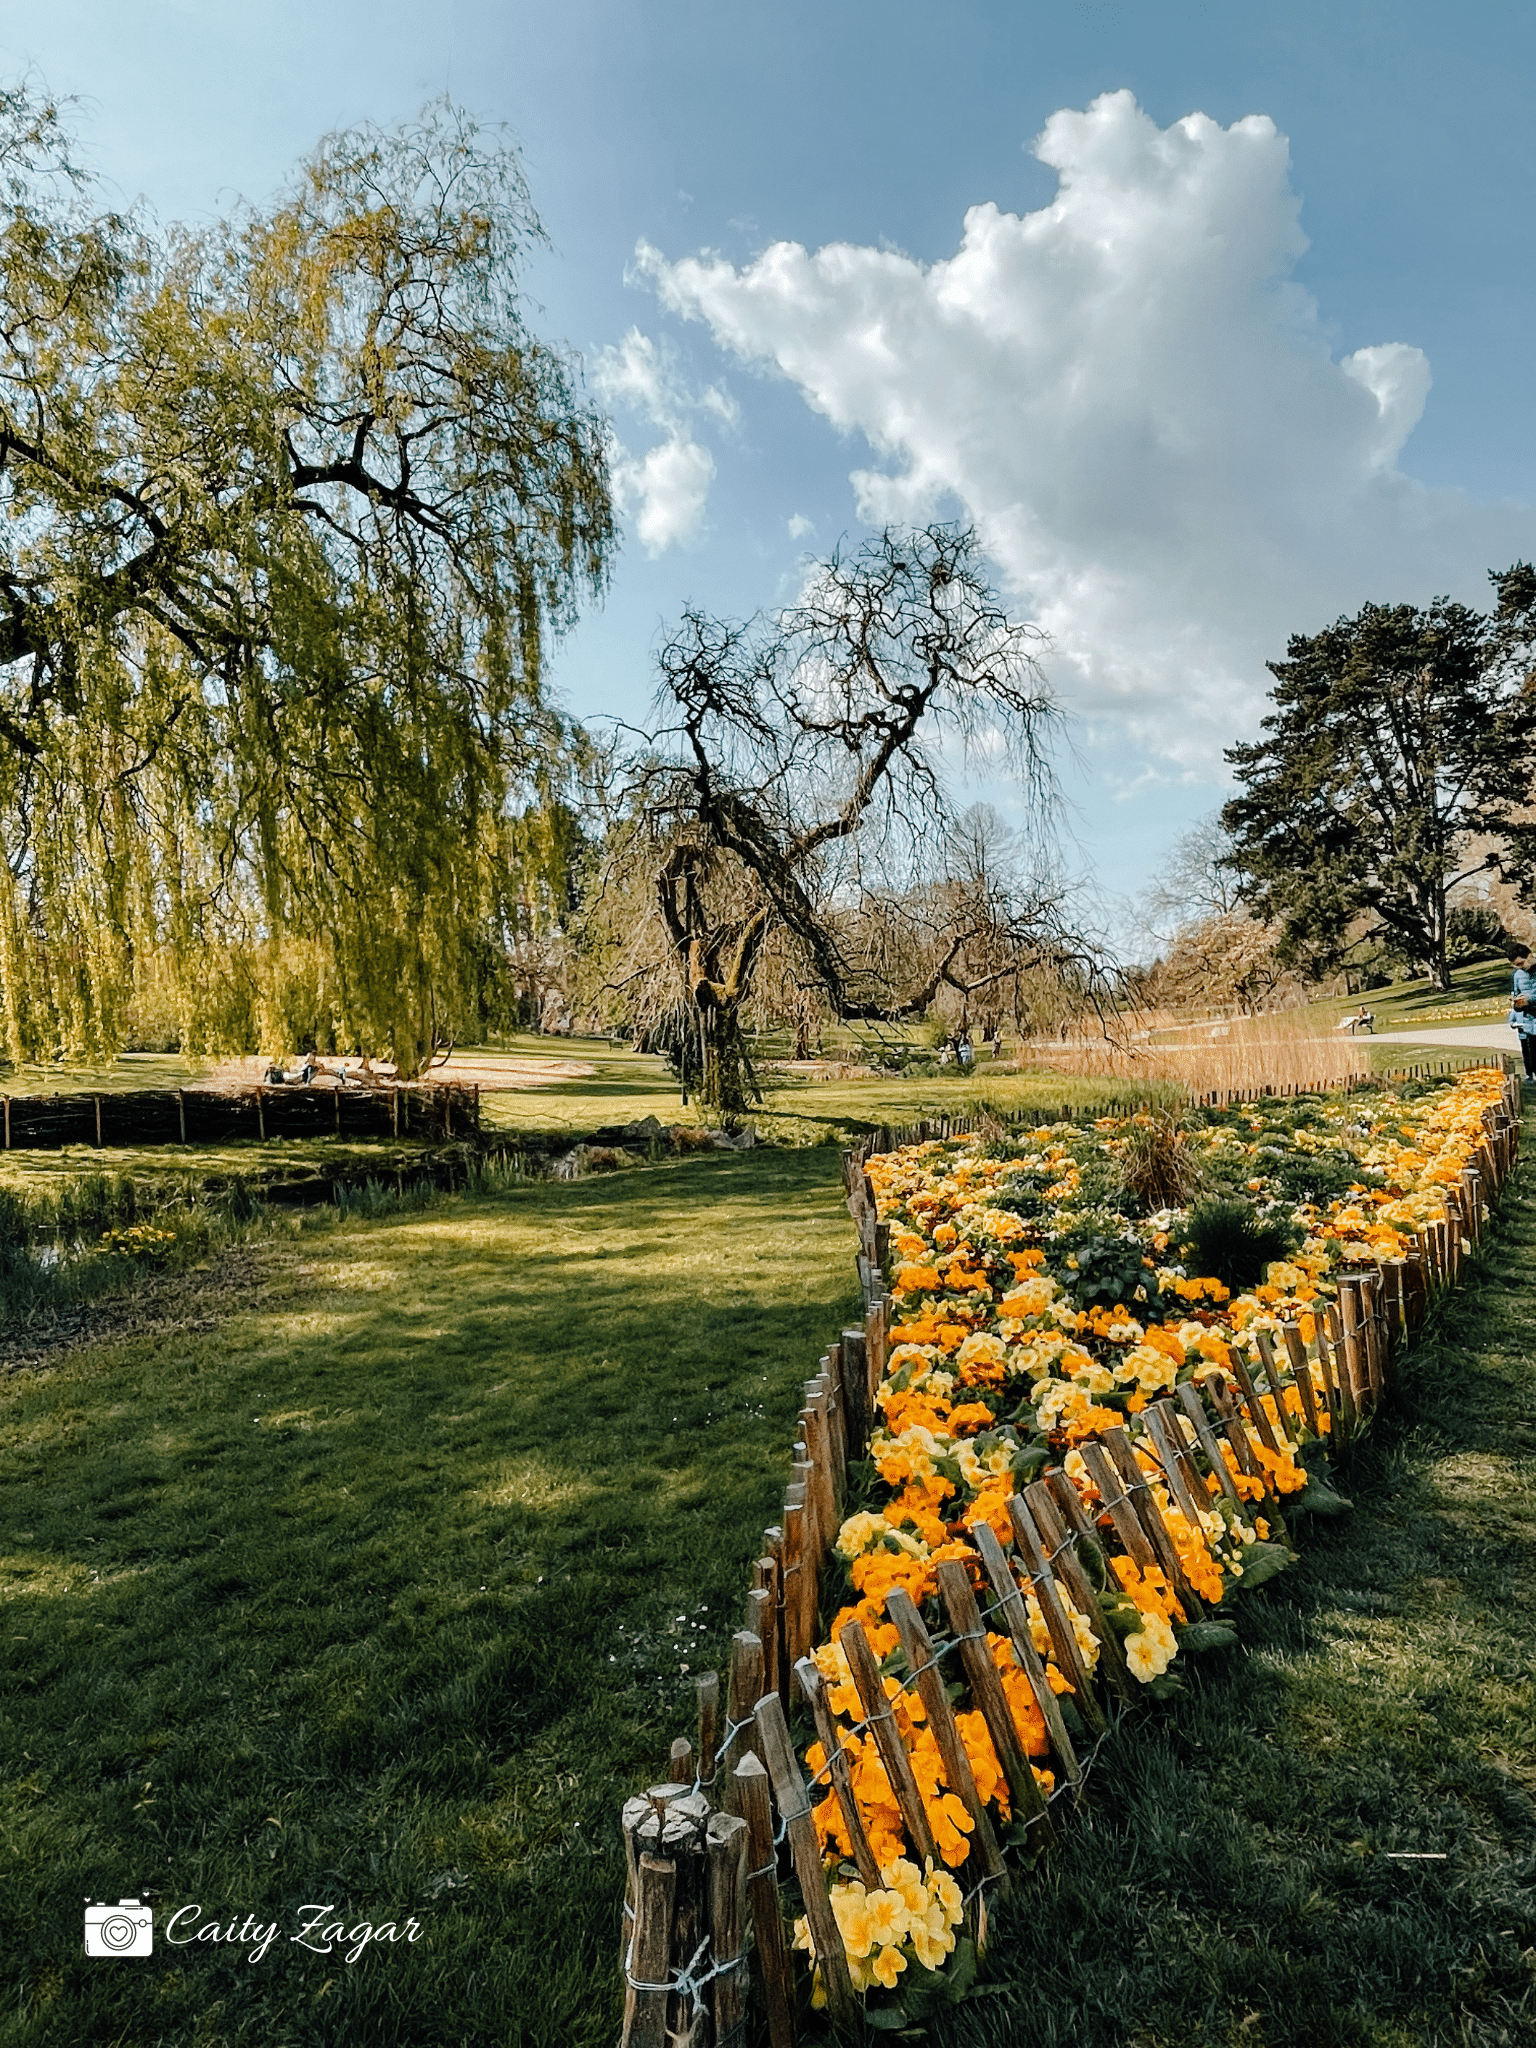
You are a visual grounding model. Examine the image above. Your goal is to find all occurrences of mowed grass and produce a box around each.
[472,1032,1185,1146]
[0,1137,433,1196]
[935,1119,1536,2048]
[0,1149,861,2048]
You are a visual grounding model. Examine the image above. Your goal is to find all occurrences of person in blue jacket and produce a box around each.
[1510,948,1536,1079]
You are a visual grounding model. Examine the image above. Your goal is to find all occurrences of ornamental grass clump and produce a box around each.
[1114,1109,1208,1213]
[1176,1196,1302,1296]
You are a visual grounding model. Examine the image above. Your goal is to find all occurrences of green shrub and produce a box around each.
[1178,1197,1301,1294]
[1048,1228,1164,1314]
[1270,1145,1360,1207]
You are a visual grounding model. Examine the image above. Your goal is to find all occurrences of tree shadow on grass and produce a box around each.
[0,1149,860,2048]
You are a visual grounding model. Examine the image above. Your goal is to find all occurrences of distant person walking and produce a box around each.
[1510,948,1536,1078]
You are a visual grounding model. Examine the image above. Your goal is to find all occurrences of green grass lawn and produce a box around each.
[3,1071,1535,2046]
[474,1031,1185,1147]
[0,1053,220,1097]
[1290,957,1513,1038]
[0,1137,435,1196]
[0,1149,861,2048]
[933,1114,1536,2048]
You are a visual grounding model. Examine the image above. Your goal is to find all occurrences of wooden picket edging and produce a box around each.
[615,1060,1523,2044]
[0,1079,481,1150]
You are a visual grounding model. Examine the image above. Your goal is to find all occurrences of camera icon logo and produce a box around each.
[84,1899,154,1957]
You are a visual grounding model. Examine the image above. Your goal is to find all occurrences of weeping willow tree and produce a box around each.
[0,86,612,1068]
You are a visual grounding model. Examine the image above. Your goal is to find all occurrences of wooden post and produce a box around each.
[176,1089,186,1144]
[695,1673,720,1795]
[864,1295,887,1413]
[1171,1386,1245,1510]
[723,1631,764,1782]
[762,1527,786,1703]
[3,1094,9,1149]
[732,1755,795,2048]
[1249,1329,1300,1445]
[1005,1496,1105,1736]
[794,1657,882,1889]
[969,1521,1082,1789]
[753,1693,857,2024]
[1022,1481,1134,1705]
[789,1450,819,1659]
[621,1854,676,2048]
[804,1383,839,1533]
[838,1617,941,1862]
[748,1568,779,1707]
[1077,1438,1165,1570]
[256,1086,266,1141]
[621,1793,658,1981]
[933,1557,1054,1847]
[1099,1427,1206,1617]
[1204,1376,1291,1544]
[1043,1467,1099,1546]
[93,1095,102,1147]
[1229,1343,1284,1453]
[1339,1277,1373,1402]
[1141,1401,1215,1536]
[840,1327,870,1453]
[884,1585,1008,1884]
[1279,1323,1322,1438]
[780,1488,807,1684]
[1314,1313,1350,1432]
[1333,1287,1369,1414]
[706,1812,750,2048]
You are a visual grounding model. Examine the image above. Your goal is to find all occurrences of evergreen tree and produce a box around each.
[1222,570,1536,991]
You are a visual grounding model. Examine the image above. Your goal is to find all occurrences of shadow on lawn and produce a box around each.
[0,1149,860,2048]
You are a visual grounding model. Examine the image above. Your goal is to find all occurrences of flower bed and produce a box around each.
[614,1065,1518,2047]
[786,1067,1511,2022]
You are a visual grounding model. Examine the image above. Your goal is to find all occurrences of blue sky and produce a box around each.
[8,1,1536,915]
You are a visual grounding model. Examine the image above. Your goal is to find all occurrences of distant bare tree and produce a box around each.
[1141,813,1245,938]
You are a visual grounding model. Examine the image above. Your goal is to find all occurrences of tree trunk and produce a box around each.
[696,999,761,1119]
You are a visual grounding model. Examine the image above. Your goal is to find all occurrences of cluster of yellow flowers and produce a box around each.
[793,1858,964,2000]
[792,1068,1505,2004]
[98,1223,178,1262]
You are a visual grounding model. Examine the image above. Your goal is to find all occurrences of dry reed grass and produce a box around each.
[1030,1009,1373,1097]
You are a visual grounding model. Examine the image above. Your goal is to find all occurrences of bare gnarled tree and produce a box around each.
[594,524,1105,1111]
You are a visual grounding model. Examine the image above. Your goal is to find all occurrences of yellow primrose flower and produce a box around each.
[910,1916,956,1969]
[870,1944,908,1990]
[881,1858,928,1917]
[864,1889,911,1947]
[830,1883,877,1959]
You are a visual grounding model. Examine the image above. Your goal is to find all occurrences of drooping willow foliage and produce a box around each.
[0,87,612,1067]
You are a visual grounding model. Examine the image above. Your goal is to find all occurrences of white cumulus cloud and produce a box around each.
[591,328,734,555]
[637,90,1535,770]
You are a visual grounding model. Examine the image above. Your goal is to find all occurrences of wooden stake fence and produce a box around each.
[614,1058,1522,2044]
[0,1079,480,1150]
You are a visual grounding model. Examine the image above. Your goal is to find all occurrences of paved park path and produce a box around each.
[1369,1021,1516,1051]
